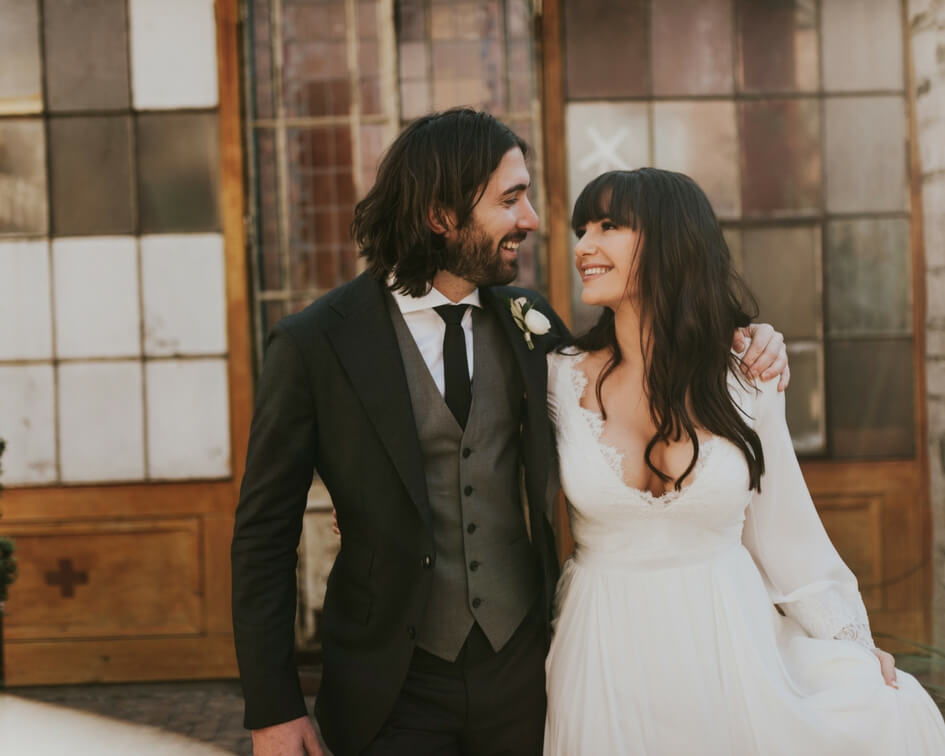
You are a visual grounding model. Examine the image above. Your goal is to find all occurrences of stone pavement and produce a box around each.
[6,679,317,756]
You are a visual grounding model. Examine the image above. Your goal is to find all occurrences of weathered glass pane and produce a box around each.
[253,129,282,291]
[398,0,426,42]
[249,0,276,119]
[44,0,131,112]
[784,341,826,454]
[0,118,48,235]
[821,0,903,92]
[137,112,221,233]
[652,0,733,96]
[653,101,739,218]
[282,1,348,117]
[824,96,907,213]
[49,116,135,236]
[287,126,356,290]
[826,218,912,337]
[566,102,650,212]
[736,0,818,93]
[0,0,42,114]
[739,98,821,217]
[828,338,914,458]
[741,225,822,341]
[564,0,649,99]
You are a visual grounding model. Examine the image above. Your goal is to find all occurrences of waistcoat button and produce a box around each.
[469,560,480,571]
[472,598,482,609]
[464,485,473,496]
[421,554,432,568]
[462,447,472,458]
[467,523,476,534]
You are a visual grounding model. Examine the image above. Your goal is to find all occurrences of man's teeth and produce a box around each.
[583,267,610,276]
[501,241,520,251]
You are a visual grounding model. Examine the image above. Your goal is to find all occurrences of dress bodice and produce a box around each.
[548,350,755,569]
[546,349,875,648]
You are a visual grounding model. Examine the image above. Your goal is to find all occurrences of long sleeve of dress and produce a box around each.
[740,377,875,650]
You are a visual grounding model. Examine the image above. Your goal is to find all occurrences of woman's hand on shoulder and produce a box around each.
[734,323,790,392]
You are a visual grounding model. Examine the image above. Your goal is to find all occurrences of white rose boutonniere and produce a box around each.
[509,296,551,350]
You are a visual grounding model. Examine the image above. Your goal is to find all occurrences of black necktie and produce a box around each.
[434,304,472,428]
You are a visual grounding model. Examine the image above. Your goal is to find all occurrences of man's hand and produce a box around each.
[733,323,790,392]
[251,716,324,756]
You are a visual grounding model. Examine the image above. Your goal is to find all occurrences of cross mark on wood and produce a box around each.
[45,558,89,598]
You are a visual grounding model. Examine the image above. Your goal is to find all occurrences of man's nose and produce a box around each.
[517,197,539,230]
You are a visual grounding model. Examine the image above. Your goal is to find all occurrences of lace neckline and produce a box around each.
[562,351,718,505]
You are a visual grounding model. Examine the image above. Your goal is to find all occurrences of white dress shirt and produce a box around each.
[390,285,480,397]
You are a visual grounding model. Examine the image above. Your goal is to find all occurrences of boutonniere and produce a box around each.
[508,296,551,350]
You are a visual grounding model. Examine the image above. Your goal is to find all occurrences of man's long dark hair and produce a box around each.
[569,168,765,492]
[352,108,527,296]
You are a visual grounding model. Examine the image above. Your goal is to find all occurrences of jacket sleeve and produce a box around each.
[741,377,875,649]
[231,323,319,728]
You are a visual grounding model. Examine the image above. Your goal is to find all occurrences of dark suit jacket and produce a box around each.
[231,272,568,755]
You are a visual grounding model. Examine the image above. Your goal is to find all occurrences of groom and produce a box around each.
[231,109,788,756]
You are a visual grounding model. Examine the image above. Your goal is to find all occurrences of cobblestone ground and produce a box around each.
[6,679,317,756]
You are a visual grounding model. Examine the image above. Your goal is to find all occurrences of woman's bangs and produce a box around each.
[571,172,638,232]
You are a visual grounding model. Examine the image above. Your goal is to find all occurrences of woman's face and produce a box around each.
[574,218,643,310]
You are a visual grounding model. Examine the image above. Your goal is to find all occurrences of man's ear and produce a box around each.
[427,206,456,237]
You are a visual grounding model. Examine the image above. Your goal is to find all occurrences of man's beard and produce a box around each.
[439,220,520,287]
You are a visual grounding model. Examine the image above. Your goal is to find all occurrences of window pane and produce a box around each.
[739,98,821,217]
[253,129,282,291]
[821,0,903,92]
[249,0,276,120]
[824,96,907,213]
[0,118,48,235]
[49,116,135,236]
[784,341,825,454]
[44,0,131,112]
[282,1,348,117]
[826,218,912,338]
[741,225,822,341]
[137,112,221,233]
[828,338,914,458]
[287,126,355,291]
[0,0,42,114]
[653,101,739,218]
[736,0,818,93]
[652,0,733,96]
[564,0,649,99]
[566,101,650,203]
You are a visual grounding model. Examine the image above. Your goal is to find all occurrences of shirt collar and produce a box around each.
[390,282,482,315]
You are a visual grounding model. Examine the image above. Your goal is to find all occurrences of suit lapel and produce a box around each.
[325,275,431,528]
[481,287,547,413]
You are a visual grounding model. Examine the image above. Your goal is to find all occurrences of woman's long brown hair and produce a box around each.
[567,168,765,492]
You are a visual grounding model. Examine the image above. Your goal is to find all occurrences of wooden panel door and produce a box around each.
[1,0,250,685]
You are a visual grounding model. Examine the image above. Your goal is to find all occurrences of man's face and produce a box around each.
[439,147,540,286]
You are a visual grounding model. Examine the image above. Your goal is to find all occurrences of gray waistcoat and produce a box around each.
[388,298,539,661]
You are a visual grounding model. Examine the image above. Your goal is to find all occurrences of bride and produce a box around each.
[543,168,945,754]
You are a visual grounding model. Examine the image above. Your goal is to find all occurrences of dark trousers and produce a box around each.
[361,608,547,756]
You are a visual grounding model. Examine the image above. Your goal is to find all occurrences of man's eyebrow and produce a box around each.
[499,182,530,197]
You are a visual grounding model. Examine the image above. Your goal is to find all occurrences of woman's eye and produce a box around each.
[602,221,616,230]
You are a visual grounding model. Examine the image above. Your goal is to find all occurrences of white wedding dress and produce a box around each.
[543,351,945,755]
